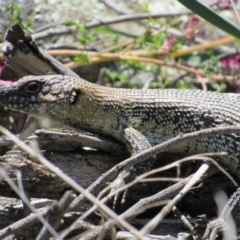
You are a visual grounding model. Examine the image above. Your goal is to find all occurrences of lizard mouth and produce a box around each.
[0,86,79,110]
[0,77,80,111]
[0,90,38,110]
[0,81,40,110]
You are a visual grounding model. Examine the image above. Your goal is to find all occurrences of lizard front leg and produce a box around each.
[109,126,156,206]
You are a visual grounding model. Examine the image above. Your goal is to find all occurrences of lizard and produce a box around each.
[1,74,240,239]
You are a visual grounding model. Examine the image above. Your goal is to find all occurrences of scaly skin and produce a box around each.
[1,75,240,176]
[2,74,240,239]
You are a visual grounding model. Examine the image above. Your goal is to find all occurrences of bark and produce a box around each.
[3,24,79,78]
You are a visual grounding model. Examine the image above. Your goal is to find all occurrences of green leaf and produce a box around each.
[212,83,227,92]
[108,71,118,81]
[74,54,90,65]
[178,0,240,39]
[62,21,78,27]
[111,34,119,44]
[94,26,138,38]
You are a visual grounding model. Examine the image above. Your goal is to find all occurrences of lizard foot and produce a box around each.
[106,157,156,209]
[107,170,132,209]
[109,177,128,209]
[203,188,240,239]
[202,218,225,240]
[203,215,239,239]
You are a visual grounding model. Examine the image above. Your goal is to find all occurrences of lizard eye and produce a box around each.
[26,83,40,93]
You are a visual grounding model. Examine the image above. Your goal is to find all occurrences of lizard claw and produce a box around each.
[203,216,239,240]
[203,188,240,239]
[109,180,126,209]
[107,171,131,209]
[202,218,225,240]
[106,161,150,209]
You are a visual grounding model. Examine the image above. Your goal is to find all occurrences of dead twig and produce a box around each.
[70,126,240,212]
[59,154,218,239]
[33,11,190,38]
[0,125,145,240]
[37,191,74,240]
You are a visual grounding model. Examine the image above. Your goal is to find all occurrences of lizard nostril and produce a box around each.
[0,90,7,96]
[26,83,40,93]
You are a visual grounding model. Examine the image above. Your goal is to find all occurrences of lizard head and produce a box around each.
[0,75,80,117]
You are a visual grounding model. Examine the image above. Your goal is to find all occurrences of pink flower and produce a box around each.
[160,35,178,54]
[0,61,15,85]
[214,0,231,9]
[221,55,240,75]
[183,16,204,40]
[0,61,5,75]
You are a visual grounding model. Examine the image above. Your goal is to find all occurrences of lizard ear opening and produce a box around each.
[70,90,80,105]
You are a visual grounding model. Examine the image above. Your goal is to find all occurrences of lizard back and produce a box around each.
[1,75,240,176]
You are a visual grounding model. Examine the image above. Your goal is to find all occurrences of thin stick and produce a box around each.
[70,126,240,211]
[0,125,145,240]
[139,161,211,236]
